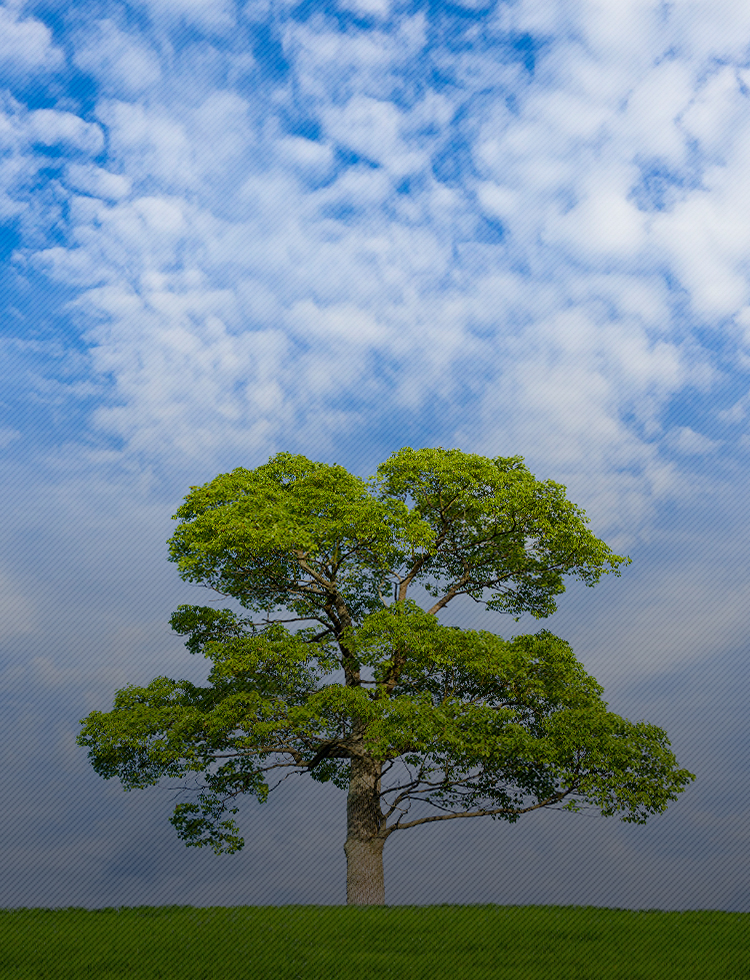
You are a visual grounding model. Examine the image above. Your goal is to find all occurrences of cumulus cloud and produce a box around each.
[139,0,236,31]
[665,426,722,456]
[0,96,111,239]
[25,110,104,155]
[337,0,393,17]
[63,164,132,201]
[0,427,21,448]
[283,10,428,103]
[73,20,161,96]
[0,3,63,75]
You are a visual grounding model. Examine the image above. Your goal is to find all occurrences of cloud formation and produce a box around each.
[0,3,62,76]
[2,0,747,541]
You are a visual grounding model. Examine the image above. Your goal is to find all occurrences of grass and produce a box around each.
[0,904,747,979]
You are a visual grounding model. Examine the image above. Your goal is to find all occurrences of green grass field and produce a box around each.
[0,904,747,979]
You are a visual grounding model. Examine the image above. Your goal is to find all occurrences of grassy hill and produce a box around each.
[1,904,747,978]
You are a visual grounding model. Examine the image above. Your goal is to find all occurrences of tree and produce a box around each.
[77,448,694,905]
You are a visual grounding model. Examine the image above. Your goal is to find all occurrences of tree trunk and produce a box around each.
[344,756,385,905]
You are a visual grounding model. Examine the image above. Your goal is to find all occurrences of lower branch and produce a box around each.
[384,789,573,838]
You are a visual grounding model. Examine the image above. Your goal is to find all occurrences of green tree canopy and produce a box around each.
[78,448,694,904]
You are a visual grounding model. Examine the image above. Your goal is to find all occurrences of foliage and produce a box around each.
[77,447,693,857]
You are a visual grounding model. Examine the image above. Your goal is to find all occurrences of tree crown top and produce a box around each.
[168,447,630,624]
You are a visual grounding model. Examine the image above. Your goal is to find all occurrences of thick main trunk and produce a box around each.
[344,756,385,905]
[344,837,385,905]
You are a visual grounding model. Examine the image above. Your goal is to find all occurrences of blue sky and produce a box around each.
[1,0,749,910]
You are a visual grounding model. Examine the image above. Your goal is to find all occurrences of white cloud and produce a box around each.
[63,163,132,201]
[26,109,104,155]
[322,95,426,175]
[0,97,110,234]
[1,101,103,162]
[668,0,750,61]
[0,427,21,448]
[666,426,722,455]
[575,0,668,65]
[717,387,750,423]
[475,181,520,221]
[680,67,748,160]
[94,100,194,188]
[0,3,63,74]
[135,0,236,32]
[618,59,695,164]
[283,12,428,103]
[73,20,161,96]
[275,135,334,178]
[652,189,750,317]
[543,175,647,262]
[463,307,702,536]
[337,0,393,17]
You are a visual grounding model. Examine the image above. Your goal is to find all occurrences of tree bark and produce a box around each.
[344,756,386,905]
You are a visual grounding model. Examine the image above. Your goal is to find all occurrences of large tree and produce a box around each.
[78,448,694,905]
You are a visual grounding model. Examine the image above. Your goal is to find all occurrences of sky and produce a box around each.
[1,0,749,911]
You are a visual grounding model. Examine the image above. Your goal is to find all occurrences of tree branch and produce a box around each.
[304,737,361,770]
[396,526,450,603]
[385,789,573,837]
[426,568,473,615]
